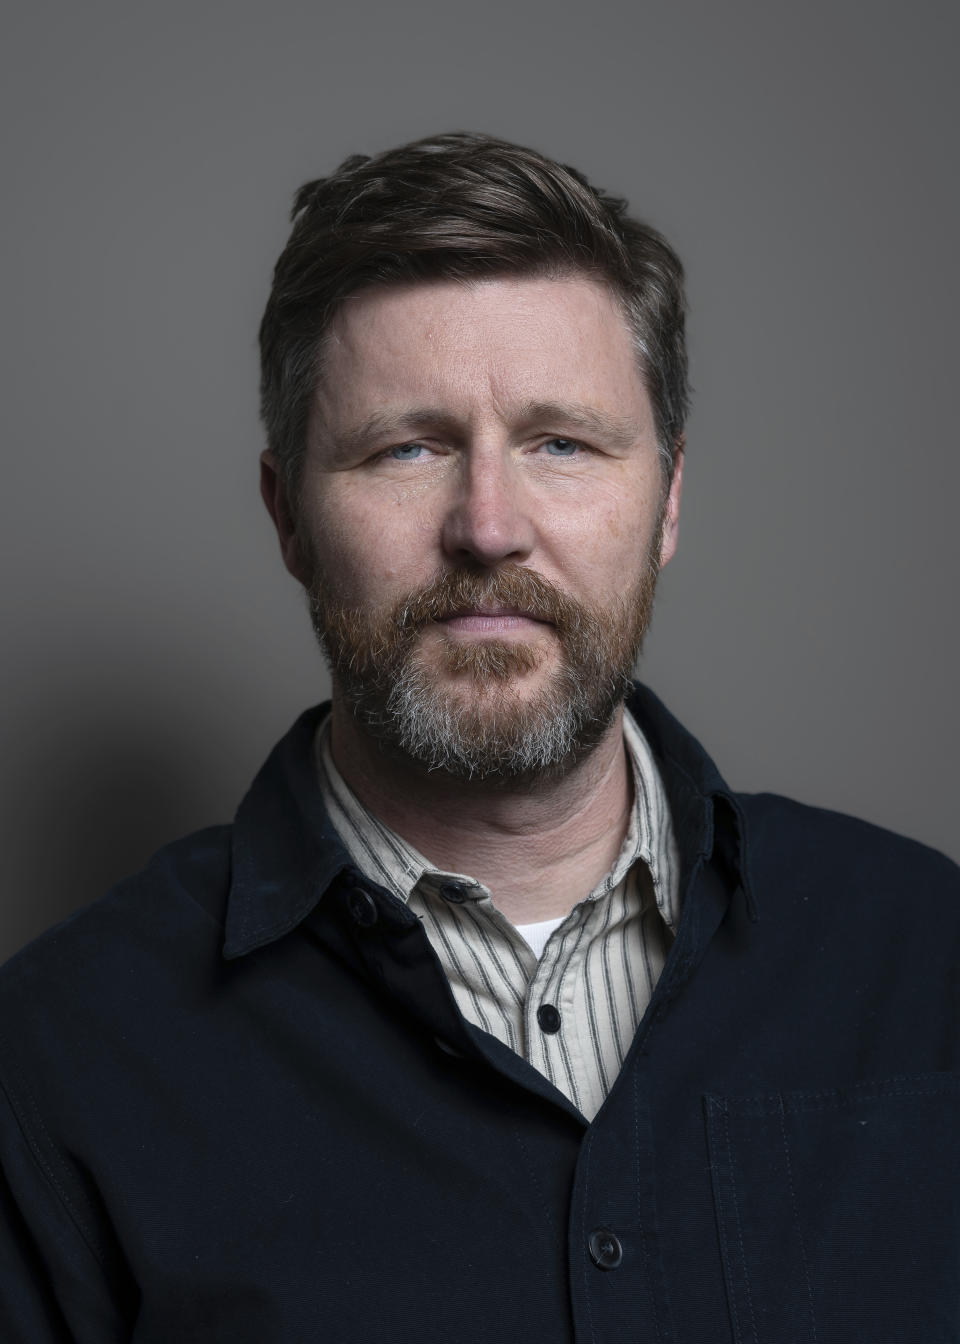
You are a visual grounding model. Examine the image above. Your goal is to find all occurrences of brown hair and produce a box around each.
[259,131,689,494]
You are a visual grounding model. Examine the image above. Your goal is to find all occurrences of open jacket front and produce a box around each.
[1,685,958,1343]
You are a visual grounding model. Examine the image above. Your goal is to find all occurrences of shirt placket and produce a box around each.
[523,902,596,1116]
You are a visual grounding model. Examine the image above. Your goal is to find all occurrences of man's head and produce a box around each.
[259,134,689,782]
[259,131,689,500]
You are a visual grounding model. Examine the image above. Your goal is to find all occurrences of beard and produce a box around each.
[306,536,663,784]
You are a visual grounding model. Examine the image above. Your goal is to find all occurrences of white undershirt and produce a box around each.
[515,915,567,960]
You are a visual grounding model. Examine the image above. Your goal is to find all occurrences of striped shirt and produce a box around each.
[315,710,680,1121]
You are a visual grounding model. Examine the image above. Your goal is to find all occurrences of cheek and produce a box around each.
[300,485,434,598]
[548,484,657,583]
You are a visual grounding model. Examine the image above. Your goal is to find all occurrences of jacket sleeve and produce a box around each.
[0,1078,130,1343]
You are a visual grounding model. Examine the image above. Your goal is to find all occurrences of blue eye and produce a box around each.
[389,443,425,461]
[543,438,580,456]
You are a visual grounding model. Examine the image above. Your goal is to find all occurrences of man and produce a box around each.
[1,133,957,1344]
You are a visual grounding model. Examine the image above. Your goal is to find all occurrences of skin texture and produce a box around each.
[261,274,683,923]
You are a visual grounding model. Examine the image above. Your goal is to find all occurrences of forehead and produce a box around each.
[314,273,653,432]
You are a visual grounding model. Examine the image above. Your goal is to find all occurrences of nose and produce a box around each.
[440,447,536,568]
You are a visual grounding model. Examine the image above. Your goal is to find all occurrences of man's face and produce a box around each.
[265,273,682,780]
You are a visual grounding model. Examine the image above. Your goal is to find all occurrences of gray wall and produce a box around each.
[2,0,957,961]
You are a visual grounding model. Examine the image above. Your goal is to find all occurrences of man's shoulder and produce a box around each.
[0,823,234,1021]
[736,789,960,908]
[0,826,237,1223]
[628,683,958,907]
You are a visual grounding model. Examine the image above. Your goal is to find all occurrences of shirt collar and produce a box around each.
[314,705,681,927]
[222,684,755,960]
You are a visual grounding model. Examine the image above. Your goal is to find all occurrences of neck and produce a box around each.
[328,697,633,925]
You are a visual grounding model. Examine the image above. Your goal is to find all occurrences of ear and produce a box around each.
[658,441,684,568]
[259,451,310,585]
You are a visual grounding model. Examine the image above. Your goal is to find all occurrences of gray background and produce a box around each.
[2,0,957,962]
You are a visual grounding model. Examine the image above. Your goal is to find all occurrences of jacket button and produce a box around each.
[439,881,469,904]
[537,1003,561,1033]
[588,1227,623,1270]
[348,888,379,927]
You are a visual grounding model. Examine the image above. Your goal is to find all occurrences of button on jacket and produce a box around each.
[1,685,958,1343]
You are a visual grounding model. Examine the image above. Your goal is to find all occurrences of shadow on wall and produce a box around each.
[1,665,246,965]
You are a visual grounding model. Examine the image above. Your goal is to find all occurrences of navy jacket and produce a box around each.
[1,685,958,1342]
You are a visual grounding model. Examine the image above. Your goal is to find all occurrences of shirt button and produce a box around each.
[439,881,469,904]
[588,1227,623,1270]
[347,888,379,927]
[536,1003,561,1034]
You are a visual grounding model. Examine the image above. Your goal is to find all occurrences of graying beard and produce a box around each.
[312,554,662,782]
[356,657,630,782]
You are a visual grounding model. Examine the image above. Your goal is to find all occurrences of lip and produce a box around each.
[436,609,551,634]
[438,607,547,621]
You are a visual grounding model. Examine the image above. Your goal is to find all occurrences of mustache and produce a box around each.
[396,564,587,634]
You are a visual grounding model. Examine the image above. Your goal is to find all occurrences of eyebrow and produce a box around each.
[512,400,643,447]
[327,400,644,458]
[327,409,454,458]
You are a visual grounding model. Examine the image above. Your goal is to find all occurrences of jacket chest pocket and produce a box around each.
[704,1074,960,1344]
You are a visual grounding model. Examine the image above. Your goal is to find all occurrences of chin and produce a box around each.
[381,650,620,783]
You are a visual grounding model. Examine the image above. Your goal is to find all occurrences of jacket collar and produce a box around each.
[629,684,756,922]
[223,706,353,959]
[223,685,755,960]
